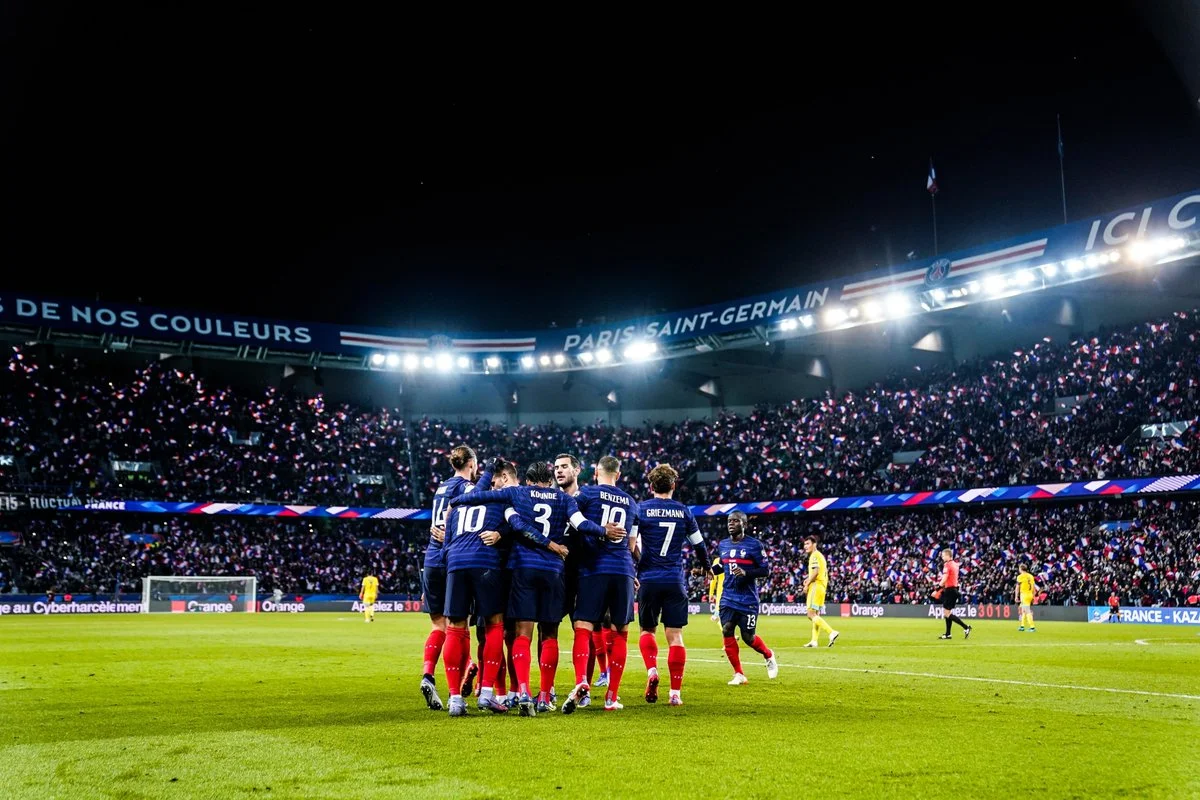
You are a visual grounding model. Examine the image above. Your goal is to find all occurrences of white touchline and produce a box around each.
[688,658,1200,701]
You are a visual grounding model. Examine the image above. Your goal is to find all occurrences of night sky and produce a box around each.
[3,4,1198,334]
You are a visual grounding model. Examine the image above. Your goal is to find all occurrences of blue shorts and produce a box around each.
[421,566,447,617]
[638,581,689,629]
[508,568,565,624]
[444,567,507,620]
[720,607,759,639]
[575,574,635,626]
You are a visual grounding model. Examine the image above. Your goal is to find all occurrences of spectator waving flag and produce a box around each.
[926,159,938,194]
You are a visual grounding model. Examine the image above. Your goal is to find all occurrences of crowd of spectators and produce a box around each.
[2,498,1196,607]
[3,312,1197,509]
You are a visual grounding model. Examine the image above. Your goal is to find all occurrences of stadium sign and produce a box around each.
[1087,606,1200,625]
[3,189,1196,365]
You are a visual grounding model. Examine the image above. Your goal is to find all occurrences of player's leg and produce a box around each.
[600,578,633,711]
[664,626,686,705]
[1027,601,1036,631]
[442,572,476,716]
[945,589,970,635]
[806,585,836,647]
[508,570,538,713]
[535,572,564,711]
[504,618,520,704]
[472,569,509,712]
[592,625,609,686]
[741,612,777,677]
[638,583,663,702]
[420,567,449,710]
[462,616,484,699]
[721,609,747,684]
[564,575,599,714]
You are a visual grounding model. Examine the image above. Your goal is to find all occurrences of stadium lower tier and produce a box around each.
[2,497,1196,607]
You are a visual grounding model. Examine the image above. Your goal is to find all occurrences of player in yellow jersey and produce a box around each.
[708,555,724,621]
[1015,563,1037,632]
[360,573,380,623]
[802,534,839,647]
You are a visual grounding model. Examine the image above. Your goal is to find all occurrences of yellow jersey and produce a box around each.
[708,557,724,605]
[808,550,828,588]
[361,575,379,599]
[1017,572,1036,600]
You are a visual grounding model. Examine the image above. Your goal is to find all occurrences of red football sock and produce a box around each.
[668,644,686,691]
[606,630,629,703]
[423,628,446,676]
[750,636,773,660]
[538,637,559,698]
[723,636,743,673]
[639,631,659,670]
[513,634,533,696]
[482,622,505,692]
[573,627,592,685]
[507,636,520,694]
[586,632,597,684]
[496,649,507,694]
[443,626,470,696]
[593,630,609,674]
[604,627,615,656]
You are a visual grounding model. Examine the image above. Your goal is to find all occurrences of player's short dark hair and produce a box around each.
[496,459,518,480]
[597,455,621,475]
[526,461,553,485]
[554,453,580,469]
[729,510,748,522]
[648,464,678,493]
[449,445,477,471]
[804,532,821,544]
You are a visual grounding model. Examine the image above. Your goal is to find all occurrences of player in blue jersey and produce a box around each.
[440,460,520,716]
[634,464,711,707]
[560,455,638,715]
[449,460,623,716]
[419,446,497,711]
[717,511,779,685]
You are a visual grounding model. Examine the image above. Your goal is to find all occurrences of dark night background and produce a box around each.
[2,4,1198,333]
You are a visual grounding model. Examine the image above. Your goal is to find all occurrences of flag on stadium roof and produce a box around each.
[926,159,938,194]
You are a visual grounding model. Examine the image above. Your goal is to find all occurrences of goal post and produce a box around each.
[141,575,258,613]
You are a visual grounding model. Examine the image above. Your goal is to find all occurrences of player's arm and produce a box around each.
[472,457,504,493]
[563,494,611,539]
[503,507,567,556]
[448,487,511,508]
[684,511,709,564]
[741,543,769,579]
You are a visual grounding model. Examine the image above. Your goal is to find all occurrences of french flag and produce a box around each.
[927,159,938,194]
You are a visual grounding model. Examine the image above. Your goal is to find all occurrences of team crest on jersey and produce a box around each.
[925,258,952,286]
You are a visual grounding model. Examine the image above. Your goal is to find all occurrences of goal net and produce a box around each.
[141,575,258,613]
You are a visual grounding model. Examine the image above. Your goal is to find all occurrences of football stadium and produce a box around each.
[3,7,1200,800]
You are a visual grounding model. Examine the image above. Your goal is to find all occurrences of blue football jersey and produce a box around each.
[424,467,493,569]
[574,483,639,578]
[635,498,702,584]
[452,485,604,574]
[717,535,769,613]
[445,500,511,572]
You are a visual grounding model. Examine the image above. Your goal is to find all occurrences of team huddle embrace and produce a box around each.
[416,446,783,716]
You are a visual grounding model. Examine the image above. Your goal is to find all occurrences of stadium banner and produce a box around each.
[0,494,81,512]
[47,472,1200,520]
[0,595,144,615]
[4,190,1196,359]
[837,603,1090,622]
[1086,606,1200,625]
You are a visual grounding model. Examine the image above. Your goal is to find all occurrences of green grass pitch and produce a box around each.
[1,613,1197,799]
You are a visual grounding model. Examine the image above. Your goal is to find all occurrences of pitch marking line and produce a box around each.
[689,659,1200,701]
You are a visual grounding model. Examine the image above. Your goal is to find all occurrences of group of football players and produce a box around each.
[416,445,780,716]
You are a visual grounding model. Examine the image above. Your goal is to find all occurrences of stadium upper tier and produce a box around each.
[2,308,1197,507]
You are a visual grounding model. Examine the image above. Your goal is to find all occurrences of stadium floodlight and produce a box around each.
[823,307,848,326]
[422,355,434,369]
[799,315,814,328]
[1065,259,1085,274]
[578,351,594,363]
[884,293,911,315]
[1015,269,1036,285]
[779,318,798,331]
[435,353,453,371]
[623,341,657,361]
[385,353,402,369]
[967,281,981,294]
[456,355,470,369]
[520,355,536,369]
[596,348,613,364]
[1108,250,1121,263]
[403,353,419,370]
[862,300,882,320]
[485,355,501,369]
[930,289,946,304]
[539,354,552,366]
[984,274,1007,294]
[848,306,860,319]
[1085,253,1106,268]
[1040,262,1058,277]
[370,353,386,367]
[553,353,566,366]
